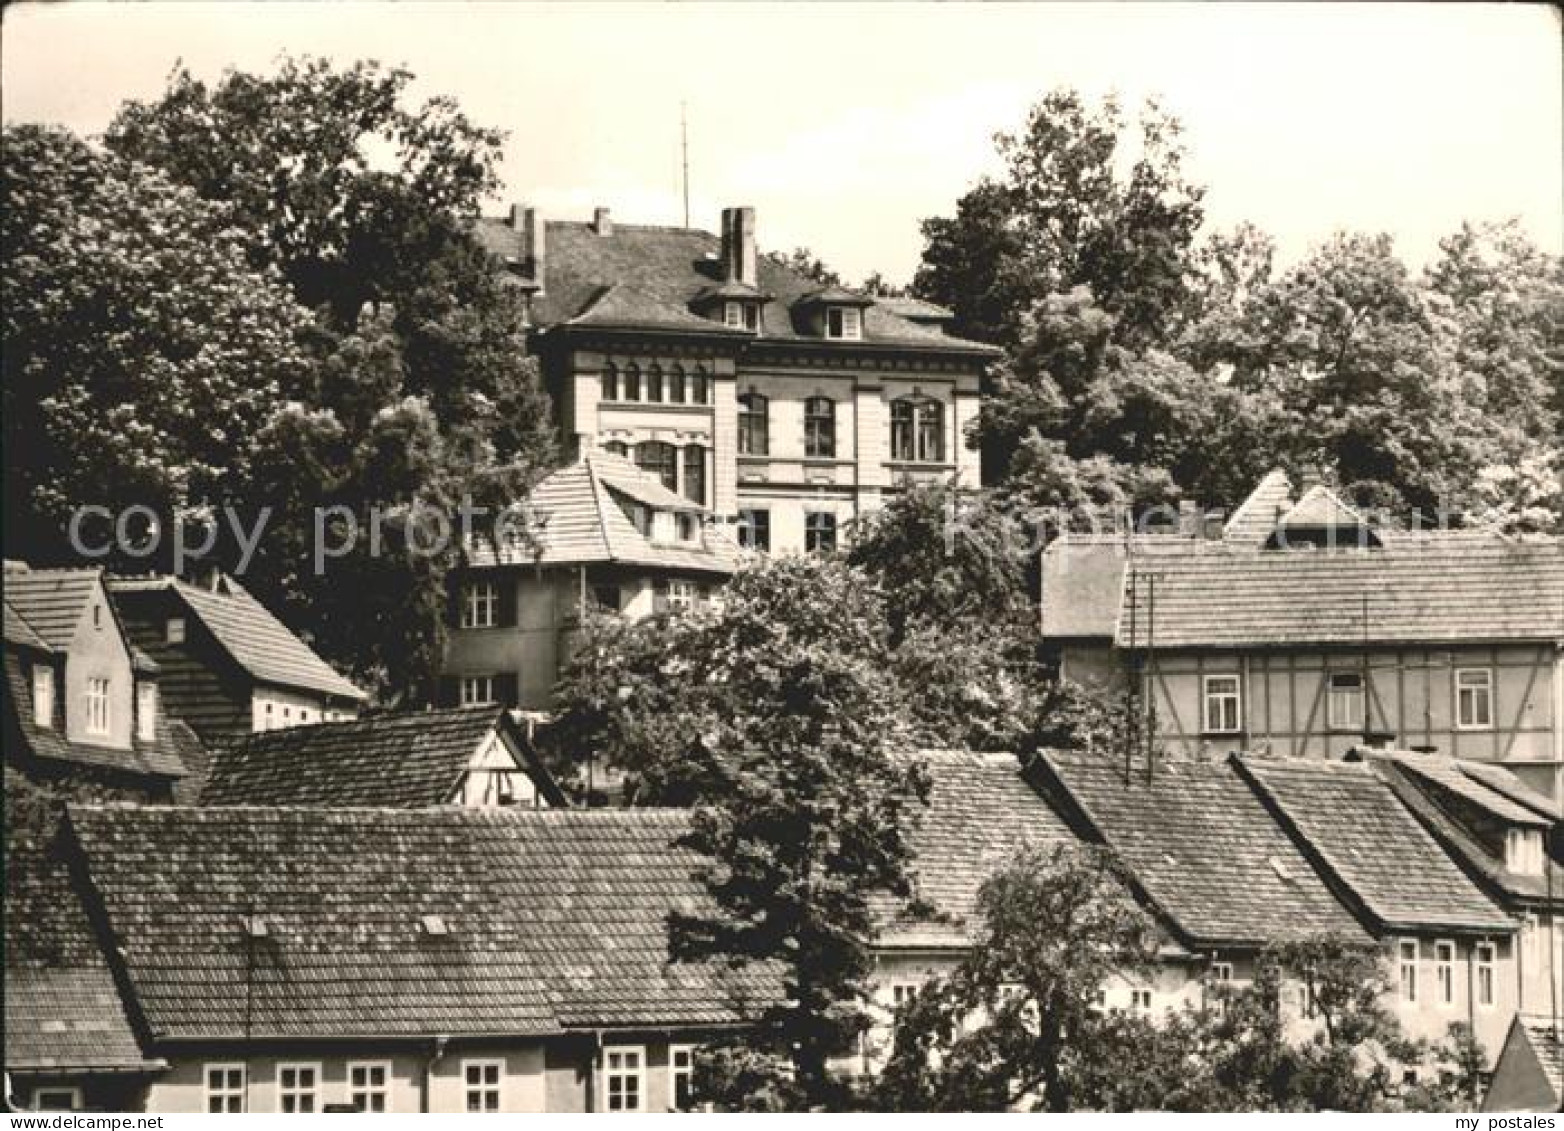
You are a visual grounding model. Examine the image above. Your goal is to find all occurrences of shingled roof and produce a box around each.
[1035,750,1370,950]
[2,566,102,652]
[465,452,738,575]
[107,576,365,702]
[474,217,998,357]
[1234,755,1514,934]
[64,805,779,1041]
[877,750,1080,949]
[1222,469,1294,545]
[202,706,566,808]
[1040,535,1206,639]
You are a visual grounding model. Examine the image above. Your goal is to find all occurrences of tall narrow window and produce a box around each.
[805,512,837,554]
[737,509,770,552]
[460,675,495,706]
[1398,939,1418,1003]
[646,363,664,403]
[1202,675,1241,735]
[690,368,709,405]
[623,363,642,402]
[889,396,945,462]
[737,393,769,456]
[277,1064,320,1113]
[31,664,54,729]
[601,363,619,402]
[1507,828,1545,875]
[86,677,110,736]
[805,396,836,459]
[635,441,678,492]
[136,682,157,742]
[670,1046,695,1111]
[668,364,687,404]
[1327,672,1364,730]
[463,1060,502,1113]
[166,616,186,643]
[1475,943,1495,1008]
[1456,668,1493,729]
[682,445,707,506]
[205,1064,246,1114]
[825,306,861,340]
[461,581,498,629]
[602,1046,645,1112]
[1434,940,1455,1006]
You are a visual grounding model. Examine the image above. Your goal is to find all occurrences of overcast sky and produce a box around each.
[4,2,1559,285]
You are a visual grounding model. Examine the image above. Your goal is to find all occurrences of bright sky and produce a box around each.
[4,1,1559,285]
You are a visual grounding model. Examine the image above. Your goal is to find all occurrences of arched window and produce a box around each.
[603,440,629,457]
[738,392,768,456]
[805,396,835,459]
[635,441,678,491]
[668,364,687,404]
[623,363,642,402]
[601,362,619,402]
[682,445,706,506]
[646,363,664,403]
[890,395,945,463]
[690,367,709,405]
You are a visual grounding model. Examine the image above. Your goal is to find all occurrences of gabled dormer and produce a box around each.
[691,279,770,332]
[795,285,874,341]
[1264,483,1382,550]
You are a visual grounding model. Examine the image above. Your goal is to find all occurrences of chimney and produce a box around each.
[593,207,613,237]
[508,204,546,291]
[1177,500,1200,538]
[720,206,758,287]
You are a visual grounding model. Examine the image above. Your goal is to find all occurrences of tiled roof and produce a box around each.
[4,597,53,653]
[1114,539,1564,648]
[3,567,100,651]
[1234,755,1514,933]
[1036,750,1370,949]
[1277,484,1370,530]
[465,453,738,575]
[877,750,1079,949]
[107,576,366,702]
[4,651,188,780]
[1222,469,1294,545]
[474,217,999,356]
[873,296,955,322]
[64,805,780,1040]
[1517,1016,1564,1102]
[1368,752,1551,827]
[203,706,565,808]
[1040,535,1205,639]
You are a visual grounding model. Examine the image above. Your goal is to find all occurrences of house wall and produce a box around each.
[63,582,134,750]
[544,1033,711,1112]
[12,1073,150,1113]
[250,684,351,732]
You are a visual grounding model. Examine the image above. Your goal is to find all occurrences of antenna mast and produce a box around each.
[680,101,691,229]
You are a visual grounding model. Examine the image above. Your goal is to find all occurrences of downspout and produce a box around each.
[422,1035,448,1114]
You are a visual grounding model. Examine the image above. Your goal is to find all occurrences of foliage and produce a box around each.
[1,125,313,562]
[764,246,842,287]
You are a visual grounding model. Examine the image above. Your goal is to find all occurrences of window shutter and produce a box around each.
[497,580,518,628]
[494,672,520,708]
[437,676,460,708]
[445,578,464,627]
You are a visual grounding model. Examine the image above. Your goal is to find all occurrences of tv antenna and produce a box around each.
[680,100,691,230]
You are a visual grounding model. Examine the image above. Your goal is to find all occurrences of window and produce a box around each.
[85,677,110,736]
[31,664,54,729]
[1475,943,1496,1008]
[1327,671,1364,730]
[891,983,919,1010]
[460,675,495,706]
[889,396,944,462]
[1507,828,1546,876]
[463,1059,502,1113]
[1210,962,1233,983]
[805,512,837,554]
[1202,675,1241,735]
[1435,940,1455,1006]
[1296,983,1317,1019]
[634,441,678,492]
[737,509,770,552]
[682,445,707,506]
[166,616,186,643]
[1457,668,1494,730]
[604,440,629,457]
[646,364,664,403]
[669,365,687,403]
[676,513,700,543]
[349,1061,391,1112]
[724,301,758,331]
[689,368,709,404]
[462,581,498,629]
[623,363,641,402]
[594,584,621,611]
[737,392,769,456]
[825,306,861,340]
[137,681,157,741]
[1398,939,1418,1003]
[601,363,619,402]
[1130,989,1153,1015]
[602,1045,645,1112]
[33,1088,82,1112]
[205,1063,246,1113]
[805,396,836,459]
[277,1063,320,1113]
[667,580,697,611]
[670,1045,695,1111]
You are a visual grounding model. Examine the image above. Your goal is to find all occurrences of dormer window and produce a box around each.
[724,301,759,331]
[825,307,861,340]
[137,681,158,742]
[86,677,110,737]
[1506,828,1545,876]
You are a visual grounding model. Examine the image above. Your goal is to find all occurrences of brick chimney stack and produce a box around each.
[721,206,758,287]
[507,204,546,292]
[593,207,613,237]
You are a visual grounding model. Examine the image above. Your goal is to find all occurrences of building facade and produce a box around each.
[474,204,997,557]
